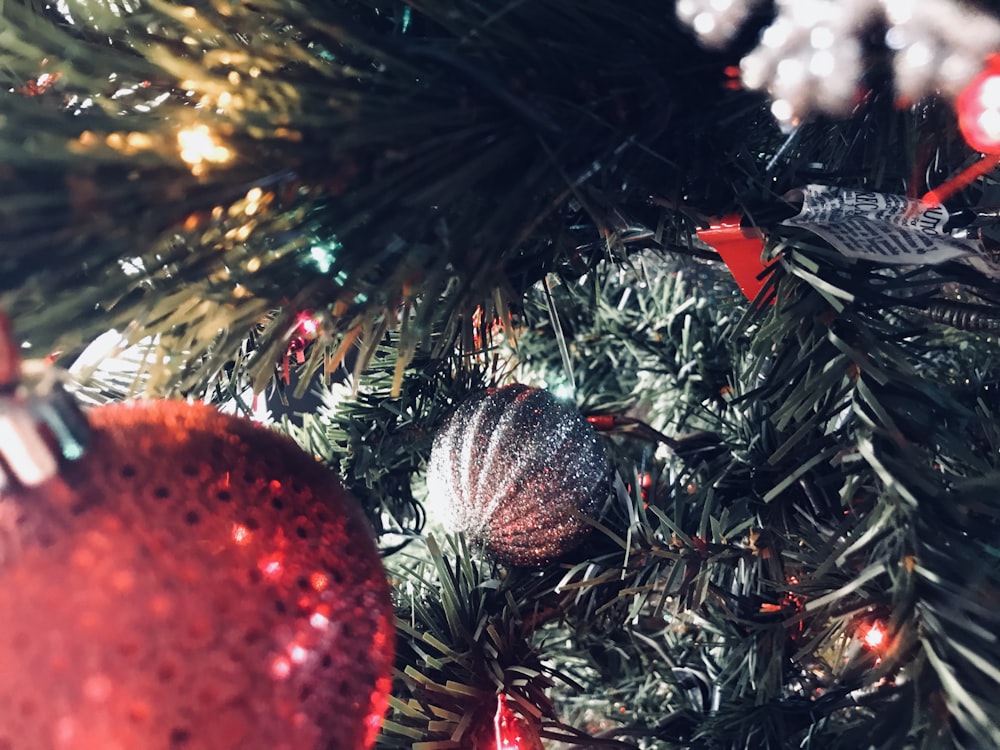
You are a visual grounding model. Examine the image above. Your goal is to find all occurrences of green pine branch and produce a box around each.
[1,0,765,398]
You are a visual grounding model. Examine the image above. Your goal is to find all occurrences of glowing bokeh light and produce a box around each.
[957,55,1000,154]
[177,124,233,171]
[494,694,528,750]
[551,382,575,401]
[231,523,252,546]
[270,656,291,680]
[309,611,330,630]
[259,556,283,579]
[862,622,886,650]
[288,644,309,665]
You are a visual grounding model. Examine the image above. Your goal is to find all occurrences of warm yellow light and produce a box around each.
[177,124,232,170]
[126,132,153,150]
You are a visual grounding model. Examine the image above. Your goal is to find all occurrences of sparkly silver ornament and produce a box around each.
[426,384,608,567]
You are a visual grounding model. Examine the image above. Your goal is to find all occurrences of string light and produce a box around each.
[861,621,887,650]
[177,124,232,174]
[957,55,1000,154]
[919,56,1000,206]
[295,313,319,337]
[551,382,575,400]
[677,0,1000,128]
[494,694,526,750]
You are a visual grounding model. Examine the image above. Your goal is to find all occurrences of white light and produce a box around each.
[884,26,907,51]
[883,0,915,25]
[810,25,835,50]
[903,41,933,69]
[979,77,1000,110]
[54,0,74,22]
[710,0,733,11]
[790,0,834,27]
[551,382,575,401]
[310,612,330,630]
[119,256,146,276]
[809,50,836,78]
[676,0,697,21]
[693,12,717,36]
[939,54,978,89]
[740,55,767,89]
[310,246,334,273]
[771,98,795,123]
[776,58,806,84]
[761,22,790,49]
[977,109,1000,141]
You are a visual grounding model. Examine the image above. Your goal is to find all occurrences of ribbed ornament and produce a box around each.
[426,384,608,566]
[0,400,394,750]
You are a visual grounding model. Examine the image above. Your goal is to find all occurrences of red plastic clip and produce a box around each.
[696,215,775,303]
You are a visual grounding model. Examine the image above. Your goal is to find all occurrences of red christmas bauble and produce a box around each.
[0,400,394,750]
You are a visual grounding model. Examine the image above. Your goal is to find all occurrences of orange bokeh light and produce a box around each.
[231,523,252,546]
[862,622,886,650]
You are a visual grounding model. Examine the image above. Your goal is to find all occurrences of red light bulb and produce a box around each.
[494,694,525,750]
[957,54,1000,155]
[921,57,1000,207]
[861,622,886,650]
[295,313,319,337]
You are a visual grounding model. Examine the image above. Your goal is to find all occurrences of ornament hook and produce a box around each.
[0,311,88,491]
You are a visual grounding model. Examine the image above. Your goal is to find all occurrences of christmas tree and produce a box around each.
[2,0,1000,748]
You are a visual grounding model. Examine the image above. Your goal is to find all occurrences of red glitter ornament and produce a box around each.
[0,400,394,750]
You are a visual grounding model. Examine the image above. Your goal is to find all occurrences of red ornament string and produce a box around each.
[921,154,1000,209]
